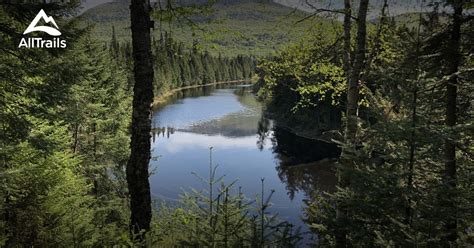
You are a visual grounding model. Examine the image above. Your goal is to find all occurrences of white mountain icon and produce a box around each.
[23,9,61,36]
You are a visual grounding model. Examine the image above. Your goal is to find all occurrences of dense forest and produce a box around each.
[80,0,314,56]
[257,0,473,246]
[1,0,473,247]
[109,30,255,96]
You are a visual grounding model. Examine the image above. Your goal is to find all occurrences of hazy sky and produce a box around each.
[79,0,425,16]
[275,0,425,16]
[79,0,114,13]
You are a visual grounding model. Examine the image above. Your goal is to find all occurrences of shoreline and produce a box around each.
[264,111,343,143]
[152,79,251,107]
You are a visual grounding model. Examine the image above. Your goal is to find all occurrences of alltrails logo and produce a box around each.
[19,9,67,48]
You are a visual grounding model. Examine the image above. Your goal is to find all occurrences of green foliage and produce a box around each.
[110,32,255,96]
[292,63,346,111]
[2,127,97,247]
[148,149,303,247]
[79,1,315,56]
[301,5,474,247]
[2,1,472,247]
[254,1,473,246]
[0,4,131,246]
[256,23,349,135]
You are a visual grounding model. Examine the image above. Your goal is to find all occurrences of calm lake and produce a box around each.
[150,83,339,241]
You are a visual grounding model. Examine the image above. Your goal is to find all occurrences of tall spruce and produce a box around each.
[127,0,154,237]
[335,1,352,246]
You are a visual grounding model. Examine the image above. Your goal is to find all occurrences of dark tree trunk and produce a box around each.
[345,0,369,145]
[405,9,424,227]
[342,0,352,80]
[72,123,79,154]
[337,0,369,247]
[127,0,154,237]
[444,0,462,243]
[406,86,417,226]
[336,1,352,247]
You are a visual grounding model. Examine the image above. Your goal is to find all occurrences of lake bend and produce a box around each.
[149,83,339,242]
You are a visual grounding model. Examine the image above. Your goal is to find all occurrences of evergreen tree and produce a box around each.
[127,0,154,239]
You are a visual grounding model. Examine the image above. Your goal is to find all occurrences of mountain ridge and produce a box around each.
[80,0,319,56]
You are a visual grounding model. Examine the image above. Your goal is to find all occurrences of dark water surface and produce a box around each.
[150,83,339,242]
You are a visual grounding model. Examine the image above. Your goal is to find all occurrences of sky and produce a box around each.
[275,0,426,17]
[79,0,115,13]
[79,0,428,16]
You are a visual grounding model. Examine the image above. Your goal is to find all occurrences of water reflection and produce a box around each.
[153,131,260,153]
[150,83,339,239]
[151,127,176,142]
[258,123,340,199]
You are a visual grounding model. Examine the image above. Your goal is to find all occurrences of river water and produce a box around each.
[150,83,339,243]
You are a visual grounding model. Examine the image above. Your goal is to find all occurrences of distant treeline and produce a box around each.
[108,29,256,95]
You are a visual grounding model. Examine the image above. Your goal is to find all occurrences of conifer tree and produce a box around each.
[127,0,153,238]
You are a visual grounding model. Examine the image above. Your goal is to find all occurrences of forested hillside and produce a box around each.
[109,31,255,96]
[276,0,424,16]
[80,0,314,56]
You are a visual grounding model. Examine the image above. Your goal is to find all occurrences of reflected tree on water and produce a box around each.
[256,118,339,199]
